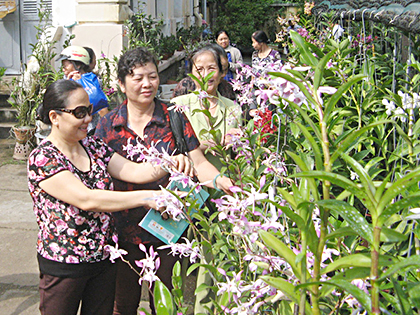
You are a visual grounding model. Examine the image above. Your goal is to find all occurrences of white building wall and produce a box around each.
[50,0,195,72]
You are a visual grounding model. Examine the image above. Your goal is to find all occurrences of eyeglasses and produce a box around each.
[55,104,93,119]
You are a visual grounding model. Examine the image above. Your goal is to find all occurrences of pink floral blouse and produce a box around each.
[27,136,116,264]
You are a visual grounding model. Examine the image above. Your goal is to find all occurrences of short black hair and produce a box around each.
[70,60,90,74]
[215,30,229,41]
[117,47,159,84]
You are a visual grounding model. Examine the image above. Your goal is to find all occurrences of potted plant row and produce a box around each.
[7,3,62,159]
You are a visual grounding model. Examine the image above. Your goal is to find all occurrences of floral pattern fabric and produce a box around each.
[252,49,281,73]
[94,98,200,245]
[27,137,116,264]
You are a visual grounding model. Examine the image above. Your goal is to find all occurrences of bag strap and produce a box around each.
[168,107,188,155]
[168,104,217,213]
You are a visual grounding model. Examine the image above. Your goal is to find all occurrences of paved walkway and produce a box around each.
[0,163,39,315]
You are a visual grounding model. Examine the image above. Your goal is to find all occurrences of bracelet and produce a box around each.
[213,174,222,191]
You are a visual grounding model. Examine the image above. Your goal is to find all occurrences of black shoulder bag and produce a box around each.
[168,108,188,155]
[167,106,216,214]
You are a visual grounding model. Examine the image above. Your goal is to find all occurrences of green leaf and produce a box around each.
[286,151,319,200]
[324,74,366,119]
[195,283,211,294]
[392,277,413,315]
[319,199,373,244]
[330,120,392,164]
[171,261,182,290]
[313,50,336,91]
[393,121,412,145]
[319,267,370,297]
[278,300,294,315]
[321,254,373,274]
[326,226,357,240]
[378,255,420,281]
[293,122,323,171]
[277,187,298,209]
[408,282,420,309]
[290,30,318,66]
[341,153,376,207]
[323,279,371,311]
[294,171,374,212]
[260,276,298,301]
[260,276,312,314]
[259,230,307,280]
[154,280,175,315]
[289,119,301,138]
[377,169,420,219]
[380,227,407,243]
[268,202,304,229]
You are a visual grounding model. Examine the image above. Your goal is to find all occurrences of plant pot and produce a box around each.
[12,126,36,160]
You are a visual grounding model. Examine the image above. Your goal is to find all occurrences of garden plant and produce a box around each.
[104,6,420,315]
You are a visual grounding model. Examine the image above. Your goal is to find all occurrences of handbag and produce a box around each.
[167,103,216,213]
[167,106,188,155]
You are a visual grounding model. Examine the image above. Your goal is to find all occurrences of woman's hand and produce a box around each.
[146,190,186,220]
[223,127,243,146]
[169,154,196,177]
[67,71,82,80]
[215,175,234,195]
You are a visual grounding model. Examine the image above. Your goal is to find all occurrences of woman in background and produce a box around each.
[251,30,281,72]
[215,30,243,82]
[171,44,242,170]
[172,43,236,100]
[57,45,109,134]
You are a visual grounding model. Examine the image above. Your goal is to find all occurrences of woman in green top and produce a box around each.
[171,44,242,170]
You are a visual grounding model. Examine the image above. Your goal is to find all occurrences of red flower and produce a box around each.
[254,110,277,143]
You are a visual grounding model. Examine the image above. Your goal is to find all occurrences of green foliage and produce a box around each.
[7,1,62,127]
[211,0,275,48]
[126,11,164,54]
[0,67,6,80]
[159,34,180,56]
[116,4,420,314]
[126,11,205,60]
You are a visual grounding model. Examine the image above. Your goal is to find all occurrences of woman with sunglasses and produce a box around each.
[28,79,193,315]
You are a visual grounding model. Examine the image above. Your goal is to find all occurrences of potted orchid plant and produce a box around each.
[7,2,61,159]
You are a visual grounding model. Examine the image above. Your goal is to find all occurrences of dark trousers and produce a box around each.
[113,241,180,315]
[39,263,117,315]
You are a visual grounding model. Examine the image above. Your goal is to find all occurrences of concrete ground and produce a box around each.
[0,139,195,314]
[0,139,39,315]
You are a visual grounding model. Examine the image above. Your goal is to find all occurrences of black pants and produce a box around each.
[39,263,117,315]
[113,241,180,315]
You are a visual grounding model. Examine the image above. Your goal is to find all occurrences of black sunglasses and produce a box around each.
[55,104,93,119]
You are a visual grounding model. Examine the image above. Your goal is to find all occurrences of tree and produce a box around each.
[208,0,275,49]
